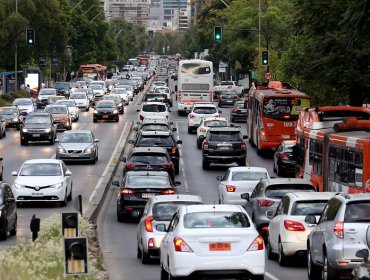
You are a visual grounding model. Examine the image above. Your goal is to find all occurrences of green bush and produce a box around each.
[0,91,31,106]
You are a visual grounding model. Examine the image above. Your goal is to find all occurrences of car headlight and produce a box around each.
[113,110,118,114]
[84,147,94,153]
[22,128,28,132]
[57,146,66,153]
[65,121,70,126]
[14,183,25,189]
[44,128,51,133]
[12,117,19,122]
[93,110,98,114]
[52,183,63,189]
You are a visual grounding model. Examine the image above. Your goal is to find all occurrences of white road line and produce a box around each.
[89,122,129,203]
[265,272,280,280]
[176,122,189,193]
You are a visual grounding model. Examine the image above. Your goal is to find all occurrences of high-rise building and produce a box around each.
[106,0,150,27]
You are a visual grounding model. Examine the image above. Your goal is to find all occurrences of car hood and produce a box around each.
[59,143,93,150]
[16,105,33,111]
[14,176,64,186]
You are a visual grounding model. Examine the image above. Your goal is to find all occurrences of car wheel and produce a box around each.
[0,130,3,139]
[137,245,142,259]
[117,210,125,222]
[3,130,6,137]
[50,136,55,145]
[16,125,20,131]
[174,161,180,175]
[238,158,246,166]
[322,252,339,280]
[250,275,264,280]
[76,117,79,122]
[218,103,222,108]
[187,127,192,134]
[202,159,210,170]
[0,224,7,241]
[86,107,89,112]
[67,185,72,201]
[196,138,201,149]
[266,237,274,260]
[141,245,151,264]
[160,265,169,280]
[276,165,283,177]
[93,119,97,123]
[10,215,17,236]
[60,191,68,207]
[20,139,28,146]
[230,117,234,122]
[307,246,321,280]
[278,239,288,266]
[273,161,277,173]
[68,125,72,130]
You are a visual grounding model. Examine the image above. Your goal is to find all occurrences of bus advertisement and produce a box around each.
[177,59,213,115]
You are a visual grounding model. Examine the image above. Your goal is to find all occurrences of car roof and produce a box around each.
[23,159,62,164]
[126,171,169,176]
[228,166,269,173]
[208,127,241,132]
[335,193,370,202]
[193,102,215,107]
[131,147,167,153]
[96,100,115,104]
[151,194,202,203]
[61,130,92,134]
[183,204,244,213]
[142,102,165,105]
[202,116,228,122]
[285,192,336,201]
[261,178,314,186]
[139,131,171,136]
[27,112,51,116]
[45,104,67,108]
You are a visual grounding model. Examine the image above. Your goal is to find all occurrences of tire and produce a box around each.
[93,119,97,123]
[21,139,28,146]
[76,117,79,122]
[160,265,169,280]
[202,159,210,170]
[238,158,246,166]
[187,127,192,134]
[117,210,125,222]
[196,138,201,149]
[230,117,234,122]
[218,103,222,108]
[322,252,339,280]
[0,226,7,241]
[0,130,3,139]
[141,247,151,264]
[60,191,68,207]
[273,162,277,173]
[277,165,283,177]
[307,246,321,280]
[50,136,55,145]
[174,161,180,175]
[278,239,289,266]
[16,125,20,131]
[137,245,142,259]
[250,275,264,280]
[10,215,17,236]
[85,107,89,112]
[3,130,6,137]
[67,185,72,201]
[266,237,274,260]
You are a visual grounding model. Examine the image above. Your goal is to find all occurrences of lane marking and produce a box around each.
[89,122,129,203]
[176,122,189,193]
[265,272,280,280]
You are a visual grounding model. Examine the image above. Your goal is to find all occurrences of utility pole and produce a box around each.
[15,0,18,93]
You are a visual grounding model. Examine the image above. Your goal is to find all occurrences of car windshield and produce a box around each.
[56,101,75,107]
[12,99,32,106]
[70,94,86,99]
[44,107,68,114]
[155,88,169,93]
[144,94,167,101]
[39,89,56,95]
[129,154,168,164]
[127,175,169,187]
[137,136,174,147]
[143,104,166,112]
[265,184,316,199]
[209,131,241,141]
[25,116,50,124]
[60,133,92,143]
[193,107,217,114]
[90,85,103,89]
[20,163,62,176]
[231,171,268,181]
[291,200,328,216]
[204,120,228,127]
[54,82,69,89]
[344,202,370,223]
[184,211,250,228]
[111,89,127,94]
[153,201,202,221]
[141,124,169,132]
[96,102,115,108]
[0,108,17,115]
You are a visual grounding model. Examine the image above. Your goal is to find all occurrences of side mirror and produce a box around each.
[6,197,15,204]
[174,181,181,186]
[128,140,134,144]
[111,181,120,187]
[266,210,275,220]
[241,193,250,201]
[356,249,369,261]
[94,139,100,143]
[65,170,72,176]
[172,128,177,132]
[304,214,317,225]
[12,171,18,176]
[176,140,182,144]
[133,127,138,131]
[0,157,3,161]
[216,176,223,181]
[121,157,127,162]
[55,139,59,143]
[243,135,248,139]
[156,224,167,232]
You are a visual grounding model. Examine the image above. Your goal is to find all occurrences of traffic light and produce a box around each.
[64,237,88,275]
[214,26,222,41]
[261,50,269,66]
[62,212,79,237]
[26,29,35,46]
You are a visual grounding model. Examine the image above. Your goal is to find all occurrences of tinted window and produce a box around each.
[96,102,115,108]
[60,133,92,143]
[184,211,250,228]
[130,154,168,164]
[180,63,211,75]
[143,104,166,112]
[291,200,328,216]
[127,175,169,187]
[204,120,228,127]
[20,163,62,176]
[153,201,202,221]
[141,124,169,132]
[193,107,217,114]
[0,108,17,115]
[231,171,268,181]
[39,89,56,95]
[70,94,86,99]
[25,116,50,124]
[209,131,241,141]
[137,136,174,146]
[344,202,370,223]
[44,107,68,114]
[265,184,315,199]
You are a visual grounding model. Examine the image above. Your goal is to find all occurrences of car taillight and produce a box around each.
[161,189,176,194]
[334,221,344,239]
[199,128,207,133]
[144,215,154,232]
[148,238,154,248]
[163,163,173,169]
[139,115,144,121]
[247,236,264,251]
[279,154,289,160]
[121,188,136,195]
[220,95,224,99]
[232,108,238,113]
[189,114,194,118]
[226,185,236,192]
[174,237,193,252]
[366,179,370,192]
[284,220,305,231]
[257,199,275,207]
[126,163,136,168]
[171,147,177,154]
[234,95,238,99]
[241,141,246,149]
[203,140,209,149]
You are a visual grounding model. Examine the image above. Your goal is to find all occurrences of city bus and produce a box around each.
[177,59,213,115]
[77,64,107,80]
[247,81,311,153]
[295,106,370,193]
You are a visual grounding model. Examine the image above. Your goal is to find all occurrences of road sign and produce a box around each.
[251,70,257,79]
[64,237,88,275]
[219,67,226,73]
[62,212,79,237]
[265,72,272,80]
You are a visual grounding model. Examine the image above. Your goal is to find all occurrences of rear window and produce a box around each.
[231,171,268,181]
[130,154,168,164]
[344,202,370,223]
[141,124,169,132]
[143,104,166,112]
[184,211,250,228]
[137,136,174,147]
[265,184,315,199]
[193,107,217,114]
[153,201,202,221]
[204,120,228,127]
[291,200,328,216]
[209,131,241,141]
[127,175,169,188]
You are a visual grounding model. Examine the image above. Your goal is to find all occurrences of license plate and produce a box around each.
[240,109,247,113]
[282,135,290,139]
[102,115,109,119]
[32,193,44,196]
[70,154,80,157]
[142,193,155,198]
[209,242,231,251]
[131,210,141,217]
[219,146,230,150]
[32,134,40,137]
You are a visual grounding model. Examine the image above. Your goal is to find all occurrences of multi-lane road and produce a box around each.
[0,86,308,279]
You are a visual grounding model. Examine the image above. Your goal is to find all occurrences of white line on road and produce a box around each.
[176,122,189,193]
[88,122,129,203]
[265,272,280,280]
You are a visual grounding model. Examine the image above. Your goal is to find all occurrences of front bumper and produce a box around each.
[21,131,54,142]
[93,113,118,121]
[13,186,66,202]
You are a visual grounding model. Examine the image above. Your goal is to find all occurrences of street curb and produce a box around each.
[86,121,133,223]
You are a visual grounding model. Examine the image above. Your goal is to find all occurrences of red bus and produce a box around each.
[77,64,107,80]
[295,106,370,193]
[247,81,311,154]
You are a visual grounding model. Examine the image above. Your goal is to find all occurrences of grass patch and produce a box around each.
[0,214,108,280]
[0,91,31,106]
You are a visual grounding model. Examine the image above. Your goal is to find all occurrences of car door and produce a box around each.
[161,212,180,270]
[4,184,16,230]
[218,170,230,201]
[249,182,264,220]
[269,200,284,251]
[62,162,72,191]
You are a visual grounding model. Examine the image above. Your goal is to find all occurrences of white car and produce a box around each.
[55,99,79,122]
[11,159,73,206]
[118,85,134,100]
[187,103,221,133]
[136,194,203,264]
[196,116,229,148]
[137,102,169,122]
[89,84,105,101]
[69,92,90,111]
[218,167,270,205]
[266,192,335,266]
[110,88,129,105]
[160,204,265,279]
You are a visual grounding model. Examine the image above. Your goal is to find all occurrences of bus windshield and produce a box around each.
[263,98,310,118]
[181,63,211,75]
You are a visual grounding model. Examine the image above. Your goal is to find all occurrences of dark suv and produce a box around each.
[53,82,71,98]
[20,113,57,145]
[129,131,182,174]
[202,127,247,170]
[122,147,175,180]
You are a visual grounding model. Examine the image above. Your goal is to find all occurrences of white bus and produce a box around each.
[177,59,214,115]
